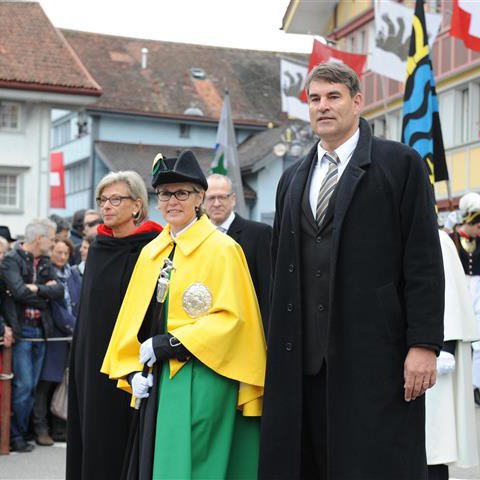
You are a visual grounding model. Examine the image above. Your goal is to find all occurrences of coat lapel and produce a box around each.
[287,143,318,232]
[227,215,243,241]
[331,118,373,275]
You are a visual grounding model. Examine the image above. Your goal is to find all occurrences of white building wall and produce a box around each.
[249,154,283,224]
[0,102,51,238]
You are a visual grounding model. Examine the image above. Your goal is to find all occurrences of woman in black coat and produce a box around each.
[33,237,81,445]
[66,171,162,480]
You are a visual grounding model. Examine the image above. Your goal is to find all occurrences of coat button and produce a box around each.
[315,269,322,277]
[287,303,294,312]
[315,236,322,243]
[285,342,293,351]
[291,230,295,236]
[318,304,325,312]
[288,264,295,273]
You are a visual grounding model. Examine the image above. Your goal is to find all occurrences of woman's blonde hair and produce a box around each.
[96,171,149,224]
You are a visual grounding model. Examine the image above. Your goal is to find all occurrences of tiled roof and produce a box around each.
[0,2,101,95]
[95,141,215,192]
[63,29,307,125]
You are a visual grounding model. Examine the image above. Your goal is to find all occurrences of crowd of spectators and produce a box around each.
[0,209,100,452]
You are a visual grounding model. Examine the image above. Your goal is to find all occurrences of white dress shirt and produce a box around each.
[309,129,360,217]
[170,217,198,239]
[216,211,236,233]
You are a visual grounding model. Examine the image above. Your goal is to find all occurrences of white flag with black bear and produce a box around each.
[280,59,309,122]
[371,0,442,82]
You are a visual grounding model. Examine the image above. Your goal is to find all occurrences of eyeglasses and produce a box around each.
[205,193,233,203]
[156,190,196,202]
[96,195,133,207]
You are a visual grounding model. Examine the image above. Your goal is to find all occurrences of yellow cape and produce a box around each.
[101,215,266,416]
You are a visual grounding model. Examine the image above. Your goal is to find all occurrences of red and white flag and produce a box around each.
[300,40,367,102]
[50,151,66,209]
[450,0,480,52]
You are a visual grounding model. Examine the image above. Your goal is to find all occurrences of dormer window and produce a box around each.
[190,67,207,80]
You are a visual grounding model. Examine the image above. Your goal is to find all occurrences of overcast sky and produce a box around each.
[39,0,313,53]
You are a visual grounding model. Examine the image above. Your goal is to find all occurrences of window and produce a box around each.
[65,160,89,195]
[387,110,402,142]
[374,117,386,138]
[438,90,454,148]
[460,88,470,145]
[0,173,19,208]
[358,30,366,54]
[52,120,71,148]
[348,35,355,53]
[0,102,21,130]
[179,123,191,138]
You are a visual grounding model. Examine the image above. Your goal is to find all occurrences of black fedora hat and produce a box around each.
[151,150,208,190]
[0,225,16,242]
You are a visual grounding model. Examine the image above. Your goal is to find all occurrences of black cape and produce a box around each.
[66,229,159,480]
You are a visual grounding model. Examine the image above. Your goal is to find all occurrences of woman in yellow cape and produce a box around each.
[102,150,266,480]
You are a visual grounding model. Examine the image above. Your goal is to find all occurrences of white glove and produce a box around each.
[131,372,153,398]
[436,351,456,376]
[139,337,157,367]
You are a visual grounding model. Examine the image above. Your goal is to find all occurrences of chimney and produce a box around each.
[141,48,148,69]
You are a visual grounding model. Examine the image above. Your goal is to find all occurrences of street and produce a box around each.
[0,408,479,480]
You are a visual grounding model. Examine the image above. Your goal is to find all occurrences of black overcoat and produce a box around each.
[227,214,272,332]
[259,119,444,480]
[66,228,160,480]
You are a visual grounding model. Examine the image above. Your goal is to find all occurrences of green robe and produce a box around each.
[153,359,260,479]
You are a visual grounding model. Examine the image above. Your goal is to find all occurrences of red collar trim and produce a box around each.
[97,220,163,238]
[458,228,472,241]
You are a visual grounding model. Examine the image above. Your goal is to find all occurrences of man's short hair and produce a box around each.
[24,218,56,243]
[305,61,361,98]
[207,174,233,193]
[72,209,87,231]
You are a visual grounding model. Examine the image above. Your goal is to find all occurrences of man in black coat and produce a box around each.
[259,62,444,480]
[206,174,272,332]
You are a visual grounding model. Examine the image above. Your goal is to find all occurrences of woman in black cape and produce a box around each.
[66,171,162,480]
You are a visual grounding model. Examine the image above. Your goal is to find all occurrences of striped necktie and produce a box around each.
[315,151,339,227]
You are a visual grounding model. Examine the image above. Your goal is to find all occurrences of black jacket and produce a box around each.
[0,244,64,338]
[227,214,272,333]
[259,118,444,480]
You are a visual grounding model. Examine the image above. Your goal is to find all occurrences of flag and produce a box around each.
[401,0,448,184]
[280,59,309,121]
[371,0,442,82]
[211,92,247,216]
[451,0,480,52]
[299,40,367,102]
[50,151,66,208]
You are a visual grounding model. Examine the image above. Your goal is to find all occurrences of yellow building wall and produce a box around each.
[469,147,480,190]
[336,0,372,28]
[451,152,467,194]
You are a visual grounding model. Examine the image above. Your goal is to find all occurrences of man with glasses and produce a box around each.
[205,174,272,333]
[82,209,102,238]
[0,219,64,452]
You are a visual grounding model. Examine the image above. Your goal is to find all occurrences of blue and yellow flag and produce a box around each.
[401,0,448,184]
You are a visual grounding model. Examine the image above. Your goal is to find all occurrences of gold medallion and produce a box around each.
[460,236,476,254]
[183,283,213,318]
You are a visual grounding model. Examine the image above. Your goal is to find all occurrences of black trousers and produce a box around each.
[427,464,448,480]
[302,367,327,479]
